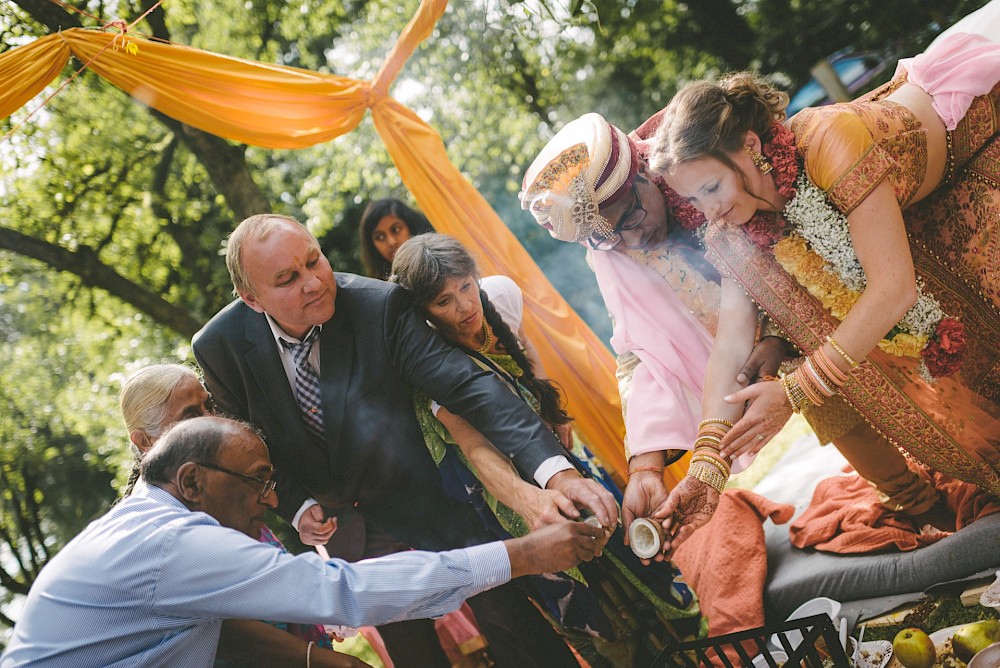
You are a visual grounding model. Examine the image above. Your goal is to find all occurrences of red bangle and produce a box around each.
[628,466,664,477]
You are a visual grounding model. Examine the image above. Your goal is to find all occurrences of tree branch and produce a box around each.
[0,226,203,336]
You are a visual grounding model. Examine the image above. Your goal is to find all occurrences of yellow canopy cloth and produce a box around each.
[0,0,690,487]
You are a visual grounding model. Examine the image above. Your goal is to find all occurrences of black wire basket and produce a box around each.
[649,613,853,667]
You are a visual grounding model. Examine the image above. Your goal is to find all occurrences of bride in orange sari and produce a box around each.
[646,32,1000,549]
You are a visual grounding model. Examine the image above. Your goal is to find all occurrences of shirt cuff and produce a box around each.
[292,498,319,531]
[534,455,573,488]
[463,542,511,590]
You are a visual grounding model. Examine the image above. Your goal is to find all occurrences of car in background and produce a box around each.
[786,48,897,116]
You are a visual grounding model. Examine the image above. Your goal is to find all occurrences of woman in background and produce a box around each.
[358,200,492,667]
[359,198,434,279]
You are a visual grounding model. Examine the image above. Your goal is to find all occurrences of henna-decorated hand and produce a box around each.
[654,475,720,558]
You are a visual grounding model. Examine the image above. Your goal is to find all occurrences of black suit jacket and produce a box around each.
[193,274,566,551]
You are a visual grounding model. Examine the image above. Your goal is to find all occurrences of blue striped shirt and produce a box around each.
[1,485,509,667]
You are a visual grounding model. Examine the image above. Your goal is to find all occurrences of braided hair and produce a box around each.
[390,233,571,428]
[479,288,570,427]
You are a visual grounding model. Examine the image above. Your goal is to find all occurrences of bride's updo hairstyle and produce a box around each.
[648,72,789,178]
[391,233,571,428]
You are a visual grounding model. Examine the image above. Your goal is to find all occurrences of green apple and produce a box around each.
[952,619,1000,663]
[892,628,936,668]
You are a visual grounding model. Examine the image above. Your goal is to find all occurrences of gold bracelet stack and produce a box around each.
[697,418,734,431]
[687,419,733,494]
[779,374,809,413]
[688,460,729,494]
[780,339,855,413]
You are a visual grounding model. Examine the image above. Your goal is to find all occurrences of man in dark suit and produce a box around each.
[193,214,617,667]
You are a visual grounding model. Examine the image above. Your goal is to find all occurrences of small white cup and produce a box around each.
[628,517,665,559]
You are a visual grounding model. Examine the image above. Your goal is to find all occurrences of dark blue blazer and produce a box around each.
[193,273,565,551]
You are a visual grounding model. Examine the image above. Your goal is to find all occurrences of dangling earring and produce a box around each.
[745,146,773,175]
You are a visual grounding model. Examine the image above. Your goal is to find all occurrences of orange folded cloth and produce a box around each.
[789,470,1000,554]
[674,489,795,636]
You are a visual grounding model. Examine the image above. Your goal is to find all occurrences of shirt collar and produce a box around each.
[264,312,322,348]
[138,481,190,510]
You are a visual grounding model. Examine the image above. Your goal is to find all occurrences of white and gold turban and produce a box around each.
[519,113,639,244]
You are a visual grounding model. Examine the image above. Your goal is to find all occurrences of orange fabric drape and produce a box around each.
[0,0,690,487]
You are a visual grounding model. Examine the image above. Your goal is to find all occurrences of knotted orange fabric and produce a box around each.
[0,0,695,487]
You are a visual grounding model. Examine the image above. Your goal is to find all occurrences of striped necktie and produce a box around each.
[281,328,324,441]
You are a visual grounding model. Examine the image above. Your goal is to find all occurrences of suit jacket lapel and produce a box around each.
[243,316,298,415]
[319,309,352,455]
[241,312,323,463]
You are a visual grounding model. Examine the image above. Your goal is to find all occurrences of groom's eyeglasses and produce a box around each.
[587,179,647,251]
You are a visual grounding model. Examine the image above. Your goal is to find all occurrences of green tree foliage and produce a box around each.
[0,0,989,647]
[0,254,172,627]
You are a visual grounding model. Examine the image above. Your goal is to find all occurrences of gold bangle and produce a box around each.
[779,375,798,413]
[698,418,734,430]
[690,456,728,476]
[694,446,733,468]
[780,375,810,413]
[826,336,859,368]
[690,455,730,477]
[688,462,727,494]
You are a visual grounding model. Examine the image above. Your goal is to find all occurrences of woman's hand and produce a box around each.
[718,380,792,460]
[655,476,720,558]
[622,471,669,564]
[553,422,575,451]
[519,487,580,532]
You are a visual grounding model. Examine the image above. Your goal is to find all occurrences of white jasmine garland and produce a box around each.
[785,175,864,291]
[782,174,949,340]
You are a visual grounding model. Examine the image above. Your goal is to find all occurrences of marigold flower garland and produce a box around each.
[775,173,965,379]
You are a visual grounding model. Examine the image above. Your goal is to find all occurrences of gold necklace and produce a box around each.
[476,322,493,355]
